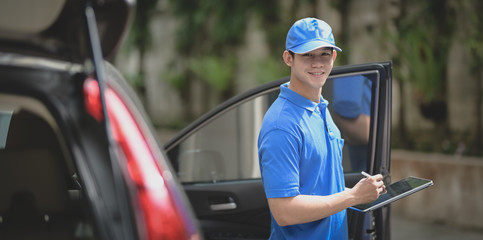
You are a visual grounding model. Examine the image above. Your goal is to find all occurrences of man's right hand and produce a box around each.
[349,174,385,204]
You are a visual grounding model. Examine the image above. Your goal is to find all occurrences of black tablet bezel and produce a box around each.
[350,176,434,212]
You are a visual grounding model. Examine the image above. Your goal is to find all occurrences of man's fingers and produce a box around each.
[373,174,383,180]
[364,174,383,181]
[378,185,387,195]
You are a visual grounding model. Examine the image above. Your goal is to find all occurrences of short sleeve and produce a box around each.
[258,129,301,198]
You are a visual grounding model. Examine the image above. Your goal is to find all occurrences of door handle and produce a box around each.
[209,196,237,211]
[210,202,237,211]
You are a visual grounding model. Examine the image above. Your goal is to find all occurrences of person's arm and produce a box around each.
[268,174,384,226]
[332,113,370,145]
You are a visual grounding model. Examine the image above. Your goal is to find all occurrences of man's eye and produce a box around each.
[303,53,312,57]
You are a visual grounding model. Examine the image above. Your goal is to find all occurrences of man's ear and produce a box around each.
[283,50,293,67]
[332,50,337,61]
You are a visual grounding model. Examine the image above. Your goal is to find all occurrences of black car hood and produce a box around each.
[0,0,133,63]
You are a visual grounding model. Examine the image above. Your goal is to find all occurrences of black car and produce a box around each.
[165,62,393,240]
[0,0,200,239]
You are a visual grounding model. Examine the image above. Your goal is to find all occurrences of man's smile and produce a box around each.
[309,71,325,76]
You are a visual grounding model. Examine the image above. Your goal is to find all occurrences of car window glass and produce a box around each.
[0,110,13,149]
[169,72,378,183]
[324,72,377,172]
[171,91,278,183]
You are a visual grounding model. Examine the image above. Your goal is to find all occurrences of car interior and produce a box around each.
[0,94,97,240]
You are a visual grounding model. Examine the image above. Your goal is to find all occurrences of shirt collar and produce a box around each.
[280,82,328,112]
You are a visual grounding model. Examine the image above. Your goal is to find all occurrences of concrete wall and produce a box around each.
[391,150,483,229]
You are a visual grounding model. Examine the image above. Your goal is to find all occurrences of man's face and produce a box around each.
[283,47,337,92]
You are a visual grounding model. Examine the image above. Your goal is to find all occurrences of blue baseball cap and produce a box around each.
[286,18,342,53]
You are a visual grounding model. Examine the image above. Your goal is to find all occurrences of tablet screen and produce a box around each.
[350,176,433,212]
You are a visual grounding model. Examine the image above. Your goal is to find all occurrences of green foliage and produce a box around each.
[120,0,159,95]
[164,70,186,92]
[188,55,235,92]
[400,28,444,100]
[392,0,455,102]
[124,72,145,90]
[254,58,290,84]
[170,0,282,54]
[170,0,252,55]
[168,0,285,103]
[125,0,159,52]
[463,0,483,73]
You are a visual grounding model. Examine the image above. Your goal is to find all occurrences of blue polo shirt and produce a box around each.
[258,83,348,240]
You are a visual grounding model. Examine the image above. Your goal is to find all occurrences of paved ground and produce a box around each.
[391,213,483,240]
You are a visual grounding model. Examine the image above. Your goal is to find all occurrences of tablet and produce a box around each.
[350,176,434,212]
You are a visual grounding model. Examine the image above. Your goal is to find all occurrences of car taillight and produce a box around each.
[83,77,199,240]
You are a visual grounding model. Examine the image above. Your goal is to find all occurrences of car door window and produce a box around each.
[324,72,378,173]
[168,71,379,183]
[169,91,278,183]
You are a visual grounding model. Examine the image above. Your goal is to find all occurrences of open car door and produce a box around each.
[165,62,392,240]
